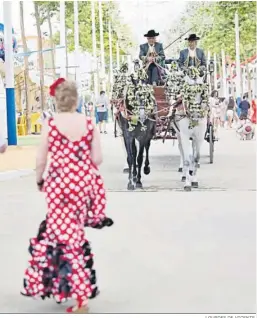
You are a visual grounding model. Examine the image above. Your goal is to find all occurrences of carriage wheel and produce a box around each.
[209,124,214,164]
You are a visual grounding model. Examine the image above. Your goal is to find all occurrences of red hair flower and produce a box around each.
[49,78,66,97]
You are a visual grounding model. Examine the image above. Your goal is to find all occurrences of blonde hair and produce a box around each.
[55,80,78,112]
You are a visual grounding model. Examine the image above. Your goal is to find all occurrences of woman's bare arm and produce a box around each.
[36,120,49,183]
[91,125,103,166]
[0,132,7,154]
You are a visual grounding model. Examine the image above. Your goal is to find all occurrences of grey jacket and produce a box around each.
[178,48,206,68]
[139,42,165,66]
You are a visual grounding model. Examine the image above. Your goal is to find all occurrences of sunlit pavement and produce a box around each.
[0,125,255,313]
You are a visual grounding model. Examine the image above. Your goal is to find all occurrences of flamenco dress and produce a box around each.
[21,117,112,305]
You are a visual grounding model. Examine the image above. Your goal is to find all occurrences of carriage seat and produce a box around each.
[153,86,170,117]
[165,58,179,64]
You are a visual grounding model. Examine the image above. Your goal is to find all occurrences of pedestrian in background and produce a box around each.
[239,95,251,119]
[219,97,227,128]
[226,96,235,128]
[87,101,94,118]
[210,90,221,138]
[95,91,109,134]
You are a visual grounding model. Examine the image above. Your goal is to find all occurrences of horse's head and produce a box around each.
[120,62,129,73]
[133,59,140,72]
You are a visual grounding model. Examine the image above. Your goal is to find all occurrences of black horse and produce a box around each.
[114,61,156,190]
[116,106,155,190]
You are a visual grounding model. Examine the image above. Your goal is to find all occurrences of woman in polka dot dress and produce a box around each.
[21,78,113,313]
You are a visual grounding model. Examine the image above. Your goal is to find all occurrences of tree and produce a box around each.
[34,1,45,110]
[54,1,133,66]
[20,2,31,133]
[168,1,256,61]
[34,1,59,80]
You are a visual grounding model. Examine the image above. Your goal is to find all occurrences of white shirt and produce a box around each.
[189,48,196,58]
[96,95,109,113]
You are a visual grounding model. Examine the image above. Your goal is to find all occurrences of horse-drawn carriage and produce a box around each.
[111,59,216,191]
[152,60,215,164]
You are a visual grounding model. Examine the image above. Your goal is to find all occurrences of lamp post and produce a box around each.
[213,53,218,90]
[108,20,113,86]
[235,11,241,98]
[91,0,98,98]
[221,49,227,99]
[60,1,66,78]
[74,1,81,92]
[3,2,17,145]
[116,41,120,70]
[98,1,106,91]
[208,59,214,92]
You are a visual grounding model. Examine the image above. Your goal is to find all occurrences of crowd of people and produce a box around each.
[209,92,256,139]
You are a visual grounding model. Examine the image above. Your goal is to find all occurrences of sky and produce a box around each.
[0,0,186,45]
[119,0,186,45]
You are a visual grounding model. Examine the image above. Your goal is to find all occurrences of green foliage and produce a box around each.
[32,1,59,25]
[63,1,133,62]
[34,1,133,65]
[170,1,256,61]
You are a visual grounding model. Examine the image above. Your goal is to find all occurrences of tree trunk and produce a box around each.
[65,27,68,78]
[20,2,31,134]
[47,8,56,80]
[34,1,45,111]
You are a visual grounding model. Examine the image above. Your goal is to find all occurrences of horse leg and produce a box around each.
[136,142,145,188]
[123,135,135,191]
[191,121,205,188]
[192,139,200,168]
[132,139,137,183]
[178,120,192,191]
[144,139,151,175]
[177,134,185,176]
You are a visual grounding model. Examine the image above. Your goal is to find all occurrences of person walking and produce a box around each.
[21,78,113,313]
[226,96,236,128]
[219,97,227,128]
[210,90,221,137]
[239,95,251,119]
[95,91,109,134]
[86,101,94,118]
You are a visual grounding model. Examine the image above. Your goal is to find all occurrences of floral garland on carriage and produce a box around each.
[165,63,210,128]
[112,62,156,131]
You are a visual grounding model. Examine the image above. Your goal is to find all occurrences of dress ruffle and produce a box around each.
[21,221,99,303]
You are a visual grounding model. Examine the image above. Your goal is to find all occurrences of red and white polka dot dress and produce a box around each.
[21,117,112,304]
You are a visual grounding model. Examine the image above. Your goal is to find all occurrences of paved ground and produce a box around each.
[0,126,255,313]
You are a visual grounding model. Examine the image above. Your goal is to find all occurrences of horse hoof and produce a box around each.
[191,181,199,188]
[144,166,151,175]
[184,185,192,192]
[123,168,129,174]
[197,163,200,168]
[127,183,135,191]
[181,176,186,182]
[178,167,183,172]
[136,182,143,189]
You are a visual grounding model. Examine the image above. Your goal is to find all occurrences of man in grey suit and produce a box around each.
[178,33,206,69]
[139,29,165,85]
